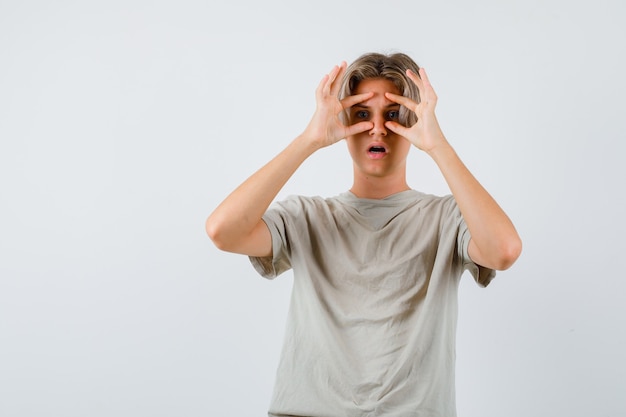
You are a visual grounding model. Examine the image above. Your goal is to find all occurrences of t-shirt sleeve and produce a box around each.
[248,203,293,279]
[458,217,496,287]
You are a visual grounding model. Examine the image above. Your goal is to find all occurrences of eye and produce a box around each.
[355,110,369,119]
[386,110,400,120]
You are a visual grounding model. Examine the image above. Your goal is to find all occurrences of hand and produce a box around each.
[384,68,448,154]
[302,62,374,149]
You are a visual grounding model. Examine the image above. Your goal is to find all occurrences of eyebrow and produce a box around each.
[352,103,400,109]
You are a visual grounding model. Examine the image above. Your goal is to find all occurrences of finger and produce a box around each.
[415,68,438,102]
[315,73,330,100]
[329,61,347,97]
[406,68,424,90]
[418,68,432,87]
[341,91,374,109]
[384,121,412,139]
[344,121,373,137]
[384,92,417,110]
[322,65,340,96]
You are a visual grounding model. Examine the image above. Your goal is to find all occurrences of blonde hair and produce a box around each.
[339,52,421,127]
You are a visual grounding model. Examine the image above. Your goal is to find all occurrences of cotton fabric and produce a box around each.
[250,190,495,417]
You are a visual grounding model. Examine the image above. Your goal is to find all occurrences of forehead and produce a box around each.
[353,78,400,96]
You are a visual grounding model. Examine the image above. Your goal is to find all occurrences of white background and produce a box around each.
[1,0,625,416]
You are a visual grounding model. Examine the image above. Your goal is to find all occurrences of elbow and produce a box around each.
[494,236,523,271]
[205,216,230,252]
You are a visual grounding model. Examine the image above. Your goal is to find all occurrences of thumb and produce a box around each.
[384,121,411,139]
[344,121,373,137]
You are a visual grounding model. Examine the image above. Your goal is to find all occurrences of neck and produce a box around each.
[349,171,411,199]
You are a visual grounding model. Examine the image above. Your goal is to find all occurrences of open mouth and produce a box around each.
[369,146,386,153]
[367,145,387,159]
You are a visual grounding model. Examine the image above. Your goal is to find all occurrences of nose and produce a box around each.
[369,113,387,136]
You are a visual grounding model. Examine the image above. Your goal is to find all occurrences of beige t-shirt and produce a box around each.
[250,190,494,417]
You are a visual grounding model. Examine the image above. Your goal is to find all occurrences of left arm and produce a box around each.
[429,142,522,270]
[386,68,522,270]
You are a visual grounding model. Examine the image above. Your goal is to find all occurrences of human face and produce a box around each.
[346,78,411,179]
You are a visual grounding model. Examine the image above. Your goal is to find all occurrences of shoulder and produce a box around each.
[274,193,349,209]
[266,194,344,222]
[271,194,335,210]
[404,190,458,213]
[404,192,464,232]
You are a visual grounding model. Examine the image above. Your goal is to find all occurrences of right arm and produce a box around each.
[205,62,373,257]
[205,135,318,257]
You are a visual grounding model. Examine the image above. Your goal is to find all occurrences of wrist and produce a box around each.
[425,138,454,162]
[293,132,324,156]
[297,127,331,151]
